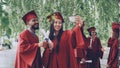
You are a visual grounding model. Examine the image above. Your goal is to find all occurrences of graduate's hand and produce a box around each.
[106,64,110,68]
[48,40,53,50]
[101,48,105,52]
[42,41,49,48]
[75,16,84,27]
[38,42,43,47]
[38,41,49,48]
[0,48,3,51]
[81,58,86,63]
[88,46,92,49]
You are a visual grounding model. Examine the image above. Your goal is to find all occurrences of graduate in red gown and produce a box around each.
[15,10,44,68]
[42,12,84,68]
[86,27,104,68]
[106,22,119,68]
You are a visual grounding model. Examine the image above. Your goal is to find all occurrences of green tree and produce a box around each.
[0,0,118,45]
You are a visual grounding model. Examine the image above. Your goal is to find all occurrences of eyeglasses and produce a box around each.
[91,32,96,34]
[91,32,96,33]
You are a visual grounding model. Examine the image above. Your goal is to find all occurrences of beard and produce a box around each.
[32,23,39,30]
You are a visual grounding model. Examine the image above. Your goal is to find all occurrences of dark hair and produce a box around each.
[80,22,87,39]
[113,29,119,38]
[49,20,63,53]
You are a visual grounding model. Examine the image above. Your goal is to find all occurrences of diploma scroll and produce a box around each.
[80,60,92,64]
[40,29,52,43]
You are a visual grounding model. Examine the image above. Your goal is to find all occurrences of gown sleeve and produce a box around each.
[67,31,78,68]
[72,25,85,49]
[97,37,103,59]
[18,33,39,66]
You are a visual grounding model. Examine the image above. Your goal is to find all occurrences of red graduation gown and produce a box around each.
[107,38,118,68]
[42,30,78,68]
[86,37,103,68]
[107,37,115,47]
[15,30,42,68]
[72,25,85,49]
[76,48,88,68]
[72,26,88,68]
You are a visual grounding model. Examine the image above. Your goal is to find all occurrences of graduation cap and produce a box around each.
[22,10,37,25]
[112,22,120,31]
[87,27,96,33]
[47,12,64,23]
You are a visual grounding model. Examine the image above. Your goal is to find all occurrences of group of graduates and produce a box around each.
[14,10,119,68]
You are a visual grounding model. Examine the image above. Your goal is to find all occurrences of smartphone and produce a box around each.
[69,16,76,22]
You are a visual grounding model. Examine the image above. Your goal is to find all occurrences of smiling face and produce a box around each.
[27,18,39,30]
[53,19,63,32]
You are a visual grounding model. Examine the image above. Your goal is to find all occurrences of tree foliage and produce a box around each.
[0,0,119,45]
